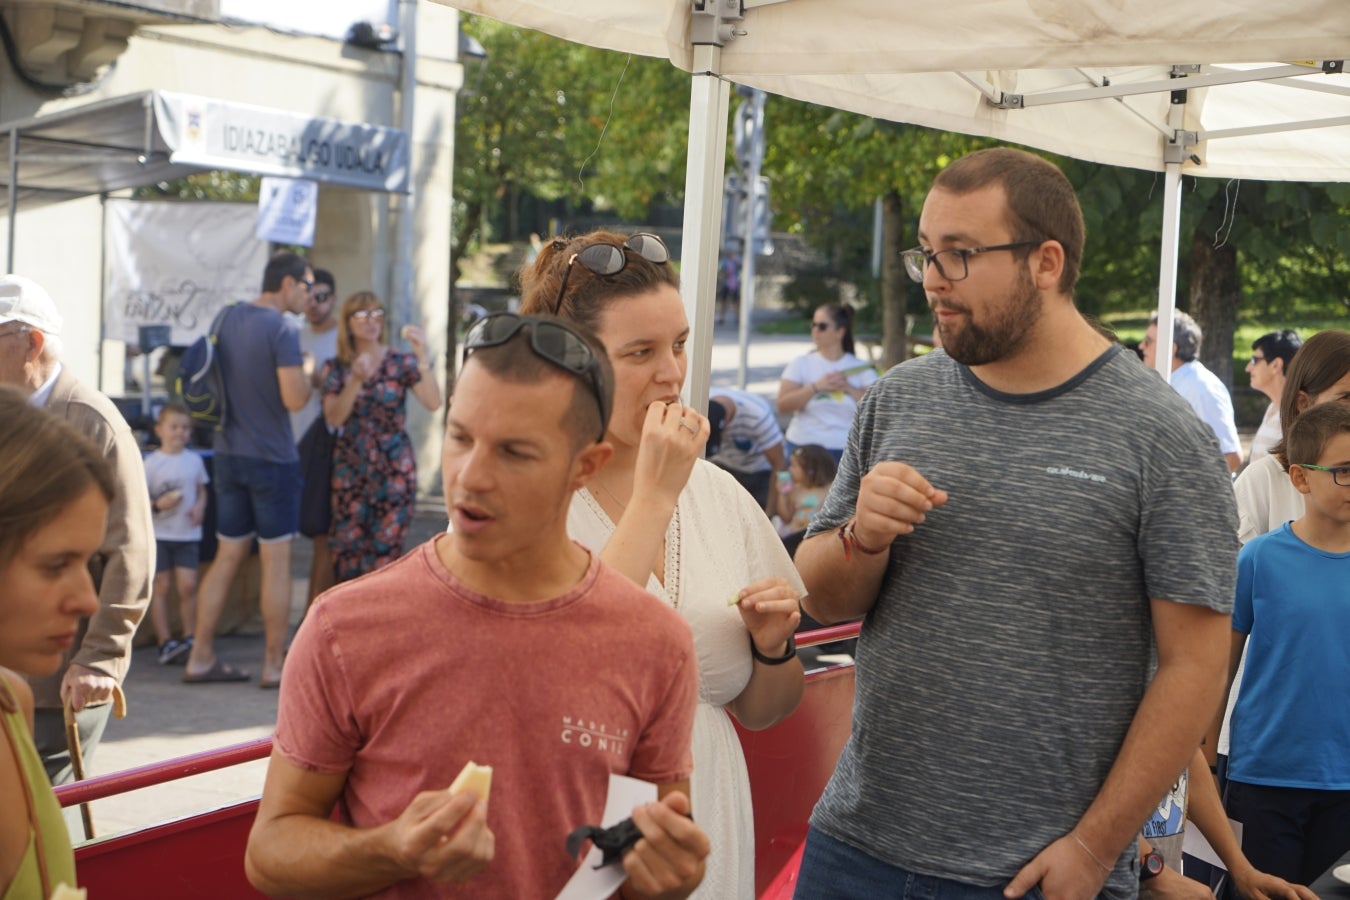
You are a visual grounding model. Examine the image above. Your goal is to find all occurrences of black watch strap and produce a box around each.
[749,633,796,665]
[1139,850,1165,882]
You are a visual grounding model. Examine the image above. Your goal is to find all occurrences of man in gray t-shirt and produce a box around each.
[184,251,314,689]
[794,148,1237,900]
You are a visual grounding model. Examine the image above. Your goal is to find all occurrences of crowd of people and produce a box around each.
[2,145,1348,900]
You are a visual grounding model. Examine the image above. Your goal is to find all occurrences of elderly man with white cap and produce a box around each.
[0,274,153,806]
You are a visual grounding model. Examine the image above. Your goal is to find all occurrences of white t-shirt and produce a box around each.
[1248,403,1282,462]
[289,322,340,441]
[780,351,878,450]
[1169,360,1241,456]
[144,449,210,542]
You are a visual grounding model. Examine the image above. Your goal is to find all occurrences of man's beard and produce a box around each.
[934,266,1042,367]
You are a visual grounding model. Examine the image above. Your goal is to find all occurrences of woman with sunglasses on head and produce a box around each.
[776,303,878,464]
[0,388,115,899]
[321,291,442,583]
[520,230,805,899]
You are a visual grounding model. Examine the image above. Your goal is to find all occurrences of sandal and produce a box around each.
[182,660,251,684]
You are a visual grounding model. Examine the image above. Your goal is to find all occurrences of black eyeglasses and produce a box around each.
[1249,354,1267,365]
[1293,463,1350,486]
[298,278,315,291]
[462,313,609,442]
[311,290,333,303]
[552,233,670,314]
[811,321,831,332]
[901,241,1043,283]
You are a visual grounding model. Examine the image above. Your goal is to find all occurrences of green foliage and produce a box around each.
[132,170,260,201]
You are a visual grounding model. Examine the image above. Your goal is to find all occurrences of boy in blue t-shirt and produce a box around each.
[1223,401,1350,886]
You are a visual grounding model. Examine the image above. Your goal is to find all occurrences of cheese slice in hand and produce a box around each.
[50,885,87,900]
[449,760,493,804]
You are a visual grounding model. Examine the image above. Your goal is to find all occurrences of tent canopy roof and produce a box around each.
[0,90,411,214]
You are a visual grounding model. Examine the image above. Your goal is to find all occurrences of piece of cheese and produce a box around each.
[50,885,87,900]
[448,760,492,803]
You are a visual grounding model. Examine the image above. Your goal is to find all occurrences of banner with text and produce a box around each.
[155,91,410,194]
[104,199,269,346]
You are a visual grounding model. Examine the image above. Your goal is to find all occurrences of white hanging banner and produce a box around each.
[257,177,319,246]
[103,199,269,345]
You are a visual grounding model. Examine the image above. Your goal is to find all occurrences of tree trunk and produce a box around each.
[1188,234,1240,390]
[880,189,908,369]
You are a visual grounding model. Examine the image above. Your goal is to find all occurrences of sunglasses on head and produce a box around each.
[552,233,670,315]
[462,313,609,442]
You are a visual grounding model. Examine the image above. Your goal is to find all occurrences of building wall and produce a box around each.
[0,3,462,497]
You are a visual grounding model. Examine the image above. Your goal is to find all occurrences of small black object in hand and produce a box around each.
[566,818,643,869]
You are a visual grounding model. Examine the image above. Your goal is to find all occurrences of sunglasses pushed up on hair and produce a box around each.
[462,313,609,442]
[552,233,670,315]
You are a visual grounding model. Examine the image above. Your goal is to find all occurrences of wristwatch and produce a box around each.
[1139,850,1165,882]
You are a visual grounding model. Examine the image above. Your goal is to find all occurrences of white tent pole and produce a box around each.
[392,0,418,331]
[681,41,730,409]
[1155,147,1185,384]
[737,89,765,390]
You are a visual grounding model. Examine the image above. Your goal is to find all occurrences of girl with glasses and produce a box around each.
[776,303,877,463]
[320,292,442,583]
[0,390,114,899]
[520,229,805,900]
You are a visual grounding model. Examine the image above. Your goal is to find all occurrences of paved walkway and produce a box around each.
[79,316,812,839]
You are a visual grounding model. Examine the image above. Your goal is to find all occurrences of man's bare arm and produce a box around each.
[1007,600,1230,900]
[245,750,491,899]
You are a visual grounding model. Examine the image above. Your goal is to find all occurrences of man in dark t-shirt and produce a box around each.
[184,251,314,689]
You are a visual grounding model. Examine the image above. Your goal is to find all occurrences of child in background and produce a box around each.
[773,444,838,536]
[143,403,209,665]
[1222,401,1350,888]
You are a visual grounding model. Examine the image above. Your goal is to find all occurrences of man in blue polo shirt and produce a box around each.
[184,251,314,689]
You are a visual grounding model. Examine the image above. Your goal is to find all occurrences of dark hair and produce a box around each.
[1285,401,1350,475]
[459,319,614,451]
[157,401,191,424]
[313,268,336,294]
[0,386,116,569]
[791,444,838,489]
[932,147,1085,295]
[817,303,857,356]
[261,251,310,293]
[517,229,680,335]
[1251,329,1302,371]
[1273,329,1350,468]
[1148,310,1202,362]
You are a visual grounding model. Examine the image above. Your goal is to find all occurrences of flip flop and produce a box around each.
[259,678,281,690]
[182,661,251,684]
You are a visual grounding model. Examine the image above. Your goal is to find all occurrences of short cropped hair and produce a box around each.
[460,319,614,451]
[1286,401,1350,474]
[261,251,310,293]
[0,386,116,568]
[1149,310,1202,363]
[931,147,1085,295]
[1251,329,1302,370]
[157,401,191,424]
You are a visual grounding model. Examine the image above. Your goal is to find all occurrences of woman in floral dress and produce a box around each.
[322,291,441,581]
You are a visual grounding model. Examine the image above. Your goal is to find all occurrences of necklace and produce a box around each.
[595,476,628,511]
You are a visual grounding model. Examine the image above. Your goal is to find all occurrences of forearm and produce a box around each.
[794,529,884,623]
[247,814,408,899]
[599,493,677,588]
[324,381,361,429]
[727,652,804,730]
[776,381,817,415]
[1183,751,1247,877]
[412,370,441,412]
[1074,648,1227,867]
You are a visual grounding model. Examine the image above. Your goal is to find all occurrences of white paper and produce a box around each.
[1181,818,1242,871]
[555,774,657,900]
[256,177,319,247]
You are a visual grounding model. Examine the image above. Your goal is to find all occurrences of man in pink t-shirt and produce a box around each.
[246,315,708,899]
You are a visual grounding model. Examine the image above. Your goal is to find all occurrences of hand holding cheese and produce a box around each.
[449,760,493,805]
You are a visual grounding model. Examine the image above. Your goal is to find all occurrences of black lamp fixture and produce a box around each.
[345,20,398,50]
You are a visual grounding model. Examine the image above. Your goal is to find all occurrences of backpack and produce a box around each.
[175,303,235,430]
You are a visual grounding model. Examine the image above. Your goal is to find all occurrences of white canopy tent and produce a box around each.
[436,0,1350,397]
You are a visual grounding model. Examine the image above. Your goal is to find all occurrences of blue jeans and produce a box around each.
[795,828,1046,900]
[213,453,301,542]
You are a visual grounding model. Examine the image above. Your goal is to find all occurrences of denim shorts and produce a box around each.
[795,828,1049,900]
[155,539,199,573]
[213,453,301,542]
